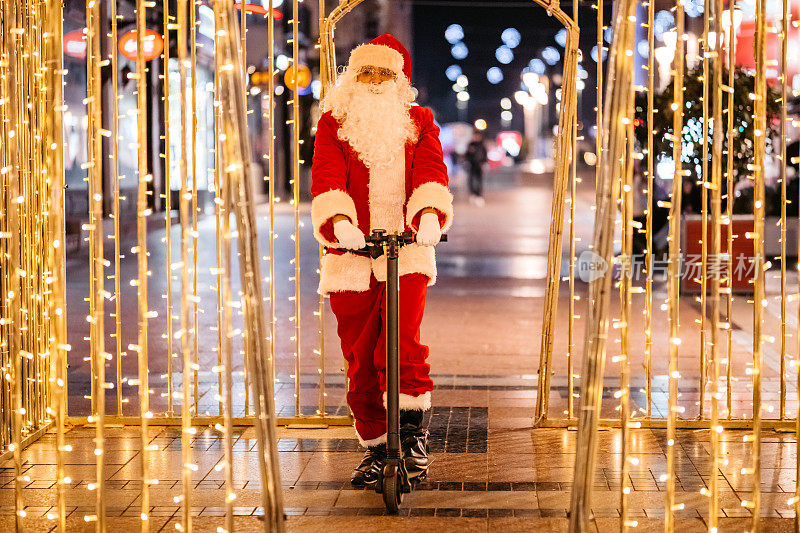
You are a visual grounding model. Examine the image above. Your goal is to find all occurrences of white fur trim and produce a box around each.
[349,43,404,77]
[356,425,387,448]
[405,182,454,232]
[368,153,406,234]
[319,252,372,294]
[311,189,358,247]
[372,243,437,286]
[382,391,432,411]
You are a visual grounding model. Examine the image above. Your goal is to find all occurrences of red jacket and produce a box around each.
[311,106,453,293]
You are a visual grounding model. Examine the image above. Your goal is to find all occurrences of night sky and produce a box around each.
[412,0,608,136]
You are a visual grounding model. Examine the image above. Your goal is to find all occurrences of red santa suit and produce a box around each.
[311,35,453,446]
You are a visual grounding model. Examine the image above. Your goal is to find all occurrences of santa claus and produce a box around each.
[311,34,453,486]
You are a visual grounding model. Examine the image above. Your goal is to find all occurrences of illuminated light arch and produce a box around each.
[318,1,580,433]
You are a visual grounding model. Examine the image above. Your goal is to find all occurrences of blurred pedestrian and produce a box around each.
[466,131,487,206]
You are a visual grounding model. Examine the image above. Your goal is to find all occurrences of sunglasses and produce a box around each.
[357,66,397,80]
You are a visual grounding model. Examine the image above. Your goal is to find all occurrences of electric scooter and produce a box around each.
[361,229,446,514]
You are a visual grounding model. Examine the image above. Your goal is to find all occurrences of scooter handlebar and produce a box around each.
[355,231,447,257]
[363,230,448,245]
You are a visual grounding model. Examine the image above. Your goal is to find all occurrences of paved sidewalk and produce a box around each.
[2,167,798,531]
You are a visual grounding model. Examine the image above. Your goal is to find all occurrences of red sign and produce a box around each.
[118,29,164,62]
[234,3,283,19]
[682,217,756,293]
[731,0,800,81]
[63,30,86,59]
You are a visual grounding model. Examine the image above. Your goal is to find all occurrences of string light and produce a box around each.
[644,0,655,422]
[135,0,152,525]
[567,0,629,525]
[707,0,726,525]
[87,0,107,524]
[565,0,579,422]
[618,44,636,529]
[163,0,175,418]
[750,0,768,527]
[664,0,685,527]
[214,0,284,527]
[177,0,194,526]
[725,0,737,421]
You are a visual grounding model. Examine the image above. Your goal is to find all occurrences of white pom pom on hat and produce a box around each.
[348,33,413,81]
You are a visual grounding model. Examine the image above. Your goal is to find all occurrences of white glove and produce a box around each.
[416,212,442,246]
[333,219,366,250]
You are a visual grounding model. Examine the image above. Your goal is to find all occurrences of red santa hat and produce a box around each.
[347,34,412,81]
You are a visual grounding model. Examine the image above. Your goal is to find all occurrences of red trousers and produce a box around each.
[329,273,433,446]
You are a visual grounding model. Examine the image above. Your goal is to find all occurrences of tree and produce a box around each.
[634,65,780,213]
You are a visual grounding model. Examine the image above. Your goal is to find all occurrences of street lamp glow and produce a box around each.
[496,45,513,65]
[474,119,487,131]
[457,91,470,102]
[514,90,530,106]
[445,24,465,44]
[662,30,677,49]
[501,28,521,48]
[445,65,462,81]
[654,10,675,39]
[500,97,512,110]
[528,58,546,75]
[451,42,468,60]
[542,46,560,66]
[487,67,503,84]
[456,74,469,88]
[533,86,548,105]
[555,28,567,47]
[276,54,289,70]
[522,72,539,90]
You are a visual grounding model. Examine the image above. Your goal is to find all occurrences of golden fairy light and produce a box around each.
[134,0,152,525]
[0,0,68,526]
[214,0,284,526]
[748,0,768,527]
[86,0,107,524]
[725,0,737,421]
[110,0,125,420]
[708,0,726,524]
[177,0,194,526]
[698,0,710,420]
[665,2,685,528]
[644,0,655,420]
[617,65,636,530]
[568,0,635,526]
[211,3,235,528]
[44,0,68,527]
[564,0,579,422]
[162,0,175,418]
[291,0,302,416]
[191,0,200,416]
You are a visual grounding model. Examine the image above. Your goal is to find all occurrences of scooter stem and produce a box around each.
[385,234,401,464]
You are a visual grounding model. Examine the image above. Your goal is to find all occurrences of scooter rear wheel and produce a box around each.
[381,464,402,514]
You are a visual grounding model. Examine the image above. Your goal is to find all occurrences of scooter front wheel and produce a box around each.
[381,464,402,514]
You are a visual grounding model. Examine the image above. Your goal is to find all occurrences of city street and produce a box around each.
[2,167,799,530]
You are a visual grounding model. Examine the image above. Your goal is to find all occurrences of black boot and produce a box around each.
[400,409,429,480]
[350,443,386,486]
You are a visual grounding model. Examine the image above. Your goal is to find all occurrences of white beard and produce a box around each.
[321,69,417,170]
